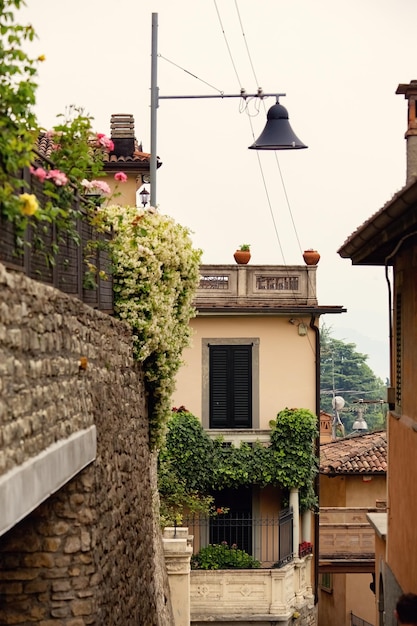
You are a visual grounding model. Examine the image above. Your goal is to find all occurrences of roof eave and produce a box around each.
[338,178,417,265]
[195,305,346,316]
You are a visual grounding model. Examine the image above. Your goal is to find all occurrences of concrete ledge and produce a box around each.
[0,426,96,537]
[367,512,387,540]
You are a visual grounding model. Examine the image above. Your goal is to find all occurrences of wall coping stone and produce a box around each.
[0,426,96,537]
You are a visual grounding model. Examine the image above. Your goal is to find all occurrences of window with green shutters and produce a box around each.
[209,344,252,428]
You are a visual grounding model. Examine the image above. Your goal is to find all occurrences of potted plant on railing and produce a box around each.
[298,541,313,558]
[302,249,320,266]
[233,244,251,265]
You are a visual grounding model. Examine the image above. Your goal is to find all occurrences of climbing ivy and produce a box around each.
[158,407,318,523]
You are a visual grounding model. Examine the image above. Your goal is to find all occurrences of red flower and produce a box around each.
[114,171,127,183]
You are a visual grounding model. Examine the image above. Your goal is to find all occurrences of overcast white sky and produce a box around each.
[19,0,417,380]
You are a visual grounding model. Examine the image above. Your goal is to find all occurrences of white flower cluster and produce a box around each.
[103,205,202,447]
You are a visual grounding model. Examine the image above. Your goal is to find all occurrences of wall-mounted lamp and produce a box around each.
[139,187,150,207]
[289,319,308,336]
[298,323,308,336]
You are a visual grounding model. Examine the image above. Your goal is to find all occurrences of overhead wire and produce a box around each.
[213,0,316,355]
[157,54,224,94]
[213,0,287,262]
[213,0,243,86]
[233,0,304,257]
[158,5,317,355]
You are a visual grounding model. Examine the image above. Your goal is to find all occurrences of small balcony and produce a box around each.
[319,507,384,572]
[194,264,318,312]
[190,560,313,624]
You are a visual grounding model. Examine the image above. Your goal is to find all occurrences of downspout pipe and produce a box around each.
[384,230,417,405]
[310,313,320,605]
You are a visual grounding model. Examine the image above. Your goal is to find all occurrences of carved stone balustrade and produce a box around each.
[195,264,319,313]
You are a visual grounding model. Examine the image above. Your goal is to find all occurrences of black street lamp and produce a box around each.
[149,12,307,207]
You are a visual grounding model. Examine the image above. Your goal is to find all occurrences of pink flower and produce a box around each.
[30,166,48,182]
[81,179,94,190]
[114,171,127,183]
[47,169,68,186]
[96,133,114,152]
[90,180,111,195]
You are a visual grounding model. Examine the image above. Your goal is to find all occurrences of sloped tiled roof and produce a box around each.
[320,431,387,475]
[35,133,56,161]
[337,177,417,265]
[34,134,154,167]
[102,144,152,165]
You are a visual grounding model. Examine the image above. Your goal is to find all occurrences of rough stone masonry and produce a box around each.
[0,262,173,625]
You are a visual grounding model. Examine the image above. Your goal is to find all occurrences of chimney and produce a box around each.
[396,81,417,184]
[110,114,135,157]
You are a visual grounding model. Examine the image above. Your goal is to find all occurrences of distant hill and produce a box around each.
[330,327,390,383]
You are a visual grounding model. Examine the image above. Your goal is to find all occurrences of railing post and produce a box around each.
[237,265,248,297]
[162,526,192,626]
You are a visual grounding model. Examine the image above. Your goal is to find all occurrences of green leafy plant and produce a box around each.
[191,542,260,570]
[158,407,318,522]
[42,105,112,194]
[102,207,202,449]
[239,243,250,251]
[0,0,40,229]
[269,408,318,511]
[269,408,318,489]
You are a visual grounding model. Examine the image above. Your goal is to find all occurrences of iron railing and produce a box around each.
[183,509,294,568]
[0,166,113,313]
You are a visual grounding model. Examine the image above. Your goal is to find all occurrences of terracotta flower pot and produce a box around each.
[234,250,251,264]
[302,249,320,265]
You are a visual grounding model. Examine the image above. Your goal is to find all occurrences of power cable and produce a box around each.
[158,54,224,94]
[213,0,243,86]
[232,1,315,353]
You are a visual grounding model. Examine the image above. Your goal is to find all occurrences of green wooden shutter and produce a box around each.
[209,345,252,428]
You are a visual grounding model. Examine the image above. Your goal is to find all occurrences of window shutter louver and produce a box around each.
[209,344,252,428]
[210,346,229,427]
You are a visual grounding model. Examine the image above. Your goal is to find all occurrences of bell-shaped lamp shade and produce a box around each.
[352,416,368,432]
[249,102,307,150]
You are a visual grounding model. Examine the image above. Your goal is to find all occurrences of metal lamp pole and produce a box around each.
[149,12,305,208]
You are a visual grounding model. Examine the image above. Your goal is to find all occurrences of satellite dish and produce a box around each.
[332,396,345,411]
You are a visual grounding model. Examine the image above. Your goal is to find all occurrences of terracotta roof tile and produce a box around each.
[34,133,153,167]
[35,134,56,161]
[320,431,387,475]
[103,148,151,164]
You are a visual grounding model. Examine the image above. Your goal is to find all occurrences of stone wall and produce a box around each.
[0,263,173,625]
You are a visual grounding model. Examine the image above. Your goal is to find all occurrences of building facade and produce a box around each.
[172,261,345,623]
[319,429,387,626]
[338,80,417,626]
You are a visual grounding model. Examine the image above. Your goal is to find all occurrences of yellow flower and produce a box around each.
[19,193,39,216]
[38,54,46,62]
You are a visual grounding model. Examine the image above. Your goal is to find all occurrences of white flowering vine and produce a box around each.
[102,204,202,448]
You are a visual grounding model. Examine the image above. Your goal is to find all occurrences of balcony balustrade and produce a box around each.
[195,264,318,311]
[319,507,385,563]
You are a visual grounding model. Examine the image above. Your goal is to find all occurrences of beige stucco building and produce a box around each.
[173,263,343,428]
[172,261,344,624]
